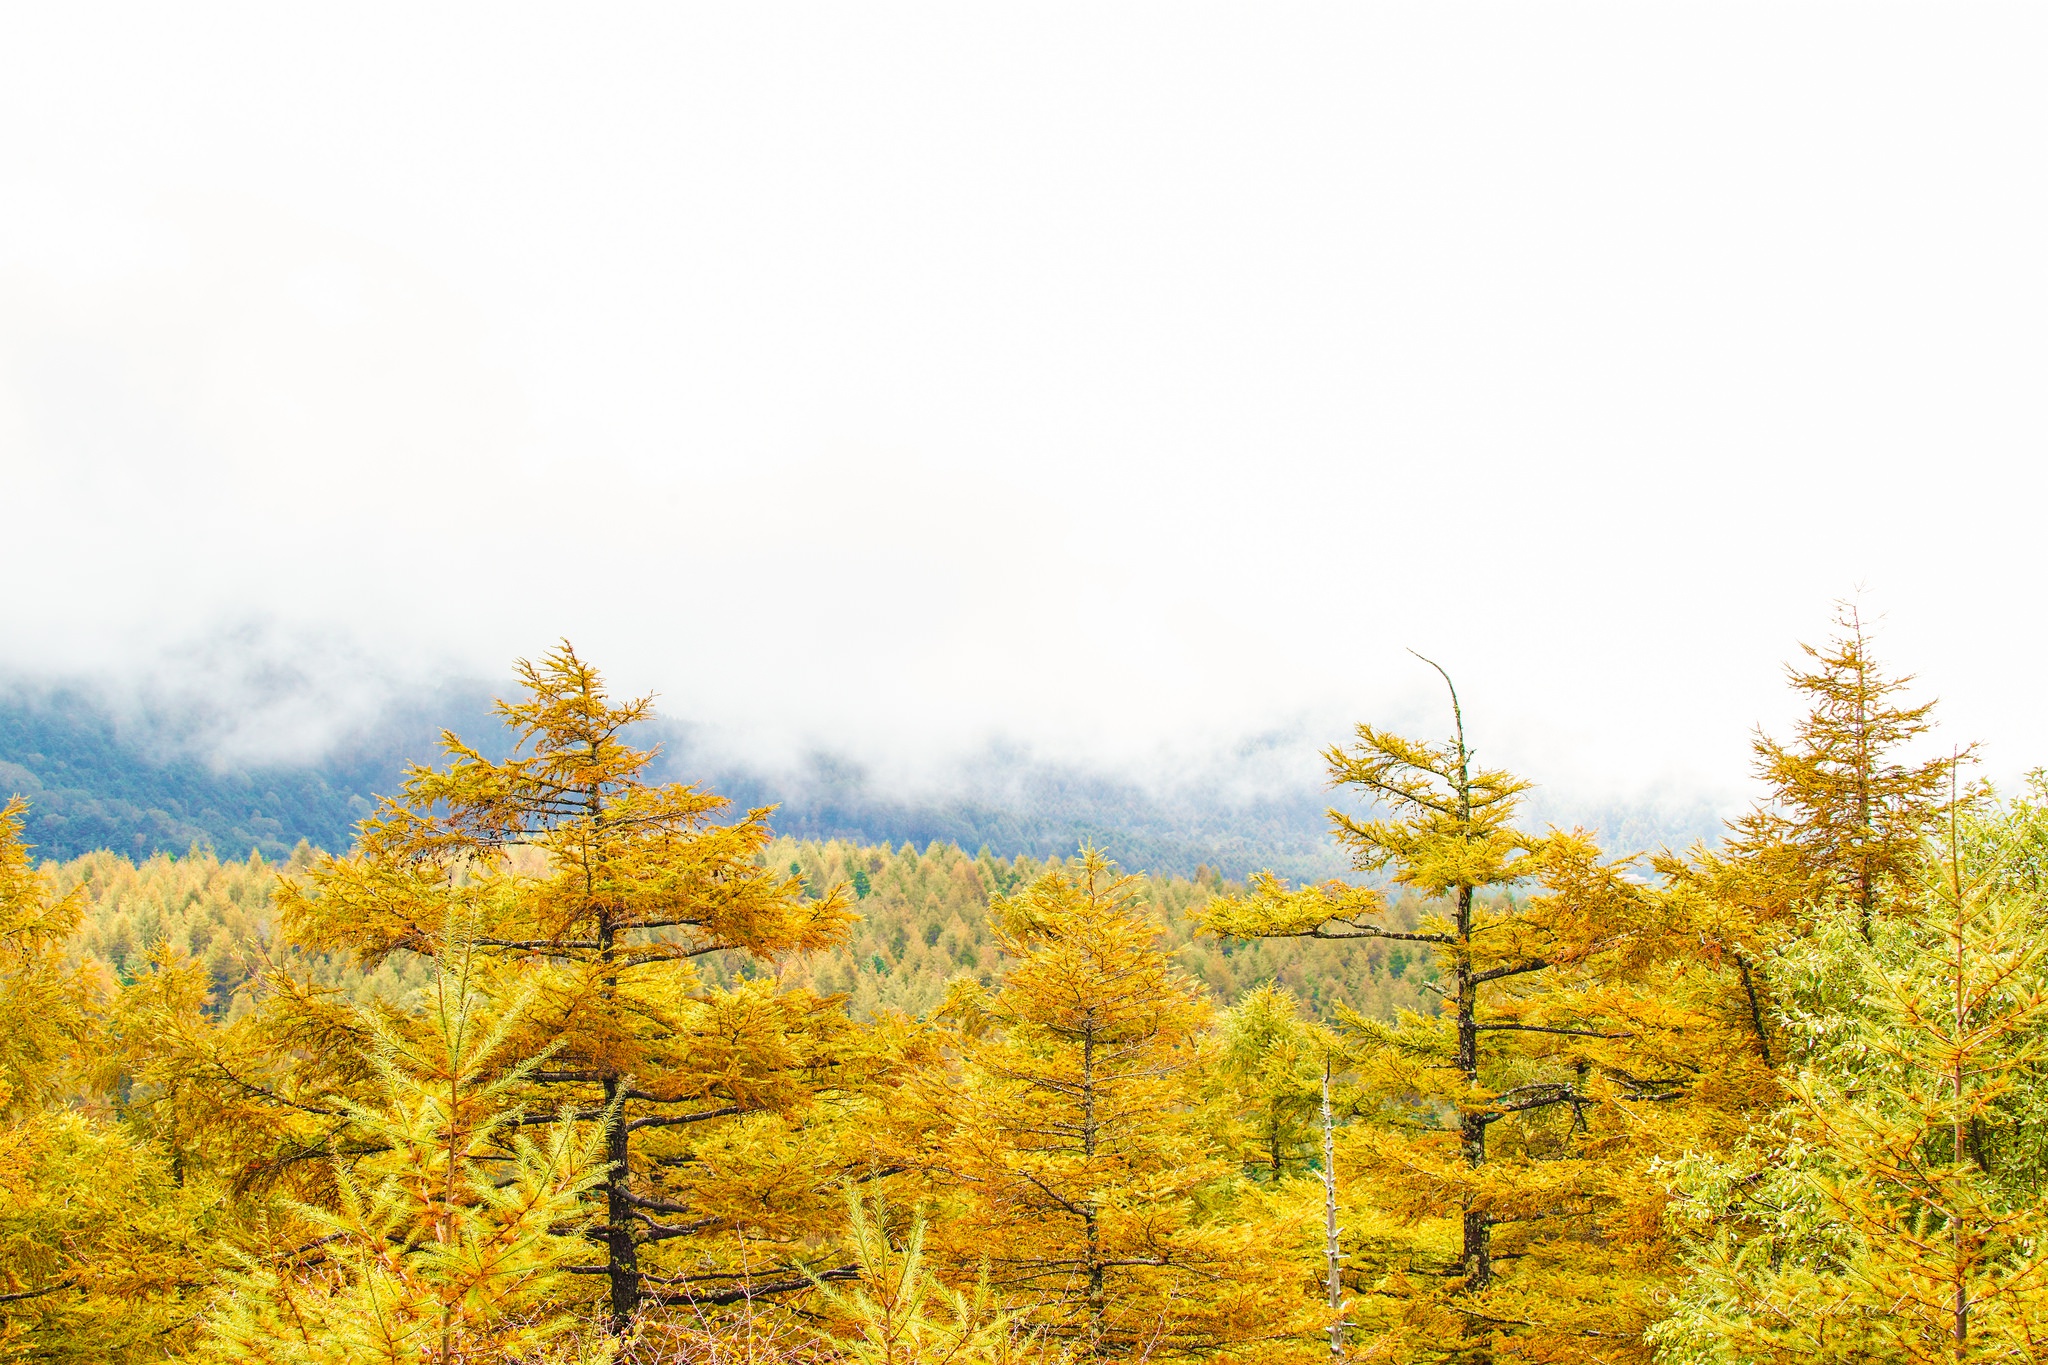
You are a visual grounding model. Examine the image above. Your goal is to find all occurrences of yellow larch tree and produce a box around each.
[0,797,218,1363]
[916,849,1327,1361]
[273,644,863,1332]
[800,1189,1026,1365]
[1691,604,1966,943]
[1641,610,1974,1268]
[0,797,95,1121]
[1196,664,1711,1362]
[1201,984,1357,1362]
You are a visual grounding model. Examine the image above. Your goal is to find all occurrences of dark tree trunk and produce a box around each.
[1454,882,1490,1291]
[603,1078,639,1329]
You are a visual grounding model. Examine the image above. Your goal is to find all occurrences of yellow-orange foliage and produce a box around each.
[276,643,865,1332]
[1198,667,1727,1362]
[1694,604,1966,941]
[0,799,219,1362]
[916,849,1327,1361]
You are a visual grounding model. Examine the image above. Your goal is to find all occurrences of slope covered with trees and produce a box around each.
[0,679,1724,877]
[6,616,2043,1363]
[0,689,389,863]
[38,829,1435,1034]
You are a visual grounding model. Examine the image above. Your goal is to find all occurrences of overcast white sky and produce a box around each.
[2,5,2043,803]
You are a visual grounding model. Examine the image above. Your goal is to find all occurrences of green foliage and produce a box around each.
[1656,794,2048,1363]
[803,1190,1022,1365]
[199,917,612,1364]
[1205,984,1337,1182]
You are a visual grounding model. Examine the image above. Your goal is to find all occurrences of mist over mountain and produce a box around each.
[0,672,1732,875]
[0,677,499,863]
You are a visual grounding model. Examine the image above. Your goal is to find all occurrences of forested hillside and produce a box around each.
[0,690,388,863]
[42,837,1434,1028]
[0,679,1722,877]
[8,618,2039,1363]
[0,682,1365,876]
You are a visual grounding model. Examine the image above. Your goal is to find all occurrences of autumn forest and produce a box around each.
[5,613,2042,1364]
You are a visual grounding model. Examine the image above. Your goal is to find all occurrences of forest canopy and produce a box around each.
[3,617,2039,1364]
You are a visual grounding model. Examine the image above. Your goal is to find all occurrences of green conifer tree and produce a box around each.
[200,912,612,1365]
[1656,794,2048,1364]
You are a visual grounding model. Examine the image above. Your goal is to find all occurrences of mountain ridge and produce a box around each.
[0,678,1729,875]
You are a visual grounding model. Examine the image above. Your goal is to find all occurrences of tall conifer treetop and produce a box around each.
[1197,663,1693,1363]
[1655,607,1971,1080]
[278,643,860,1332]
[1721,604,1967,936]
[289,644,854,966]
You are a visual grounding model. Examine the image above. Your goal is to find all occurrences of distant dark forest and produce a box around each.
[0,688,407,862]
[0,679,1724,873]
